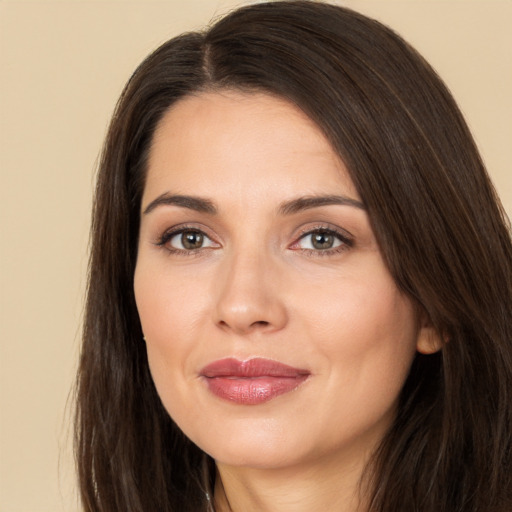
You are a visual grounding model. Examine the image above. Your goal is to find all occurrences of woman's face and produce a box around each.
[134,91,434,471]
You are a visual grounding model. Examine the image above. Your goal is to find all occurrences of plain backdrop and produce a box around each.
[0,1,510,510]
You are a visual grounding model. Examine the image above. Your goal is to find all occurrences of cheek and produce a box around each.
[134,262,208,339]
[296,277,418,444]
[297,264,419,387]
[134,265,188,387]
[304,274,414,334]
[133,261,217,415]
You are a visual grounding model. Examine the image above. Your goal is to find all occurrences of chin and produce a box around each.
[188,417,307,469]
[211,443,304,470]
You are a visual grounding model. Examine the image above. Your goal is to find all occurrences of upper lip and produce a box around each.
[200,357,310,378]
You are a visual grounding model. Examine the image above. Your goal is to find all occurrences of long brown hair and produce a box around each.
[75,2,512,510]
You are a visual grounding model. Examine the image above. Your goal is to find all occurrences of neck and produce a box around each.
[213,449,372,512]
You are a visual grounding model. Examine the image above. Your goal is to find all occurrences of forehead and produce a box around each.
[144,90,358,203]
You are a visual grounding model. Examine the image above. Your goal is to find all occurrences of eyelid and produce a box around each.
[152,222,353,256]
[289,223,354,252]
[154,224,221,252]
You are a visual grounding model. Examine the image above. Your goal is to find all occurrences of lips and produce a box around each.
[200,358,310,405]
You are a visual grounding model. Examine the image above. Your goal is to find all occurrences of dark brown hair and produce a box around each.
[75,1,512,510]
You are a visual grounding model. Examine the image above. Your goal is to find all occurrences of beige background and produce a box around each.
[0,1,510,510]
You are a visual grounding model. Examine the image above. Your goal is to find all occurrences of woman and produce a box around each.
[75,1,512,511]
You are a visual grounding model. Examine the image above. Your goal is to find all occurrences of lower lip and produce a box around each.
[204,375,309,405]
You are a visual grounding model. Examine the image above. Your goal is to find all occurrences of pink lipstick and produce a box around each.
[200,358,310,405]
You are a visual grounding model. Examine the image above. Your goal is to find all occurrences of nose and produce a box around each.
[213,249,288,336]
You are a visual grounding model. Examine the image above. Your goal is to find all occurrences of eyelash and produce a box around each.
[154,224,354,257]
[155,225,216,257]
[291,225,354,257]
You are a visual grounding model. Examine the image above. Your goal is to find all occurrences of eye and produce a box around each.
[158,228,218,252]
[293,228,352,253]
[301,231,341,250]
[175,230,205,250]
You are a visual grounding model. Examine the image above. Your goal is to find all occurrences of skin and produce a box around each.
[134,91,439,512]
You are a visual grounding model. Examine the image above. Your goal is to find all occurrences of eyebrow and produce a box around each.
[278,195,365,215]
[143,193,217,215]
[142,192,365,216]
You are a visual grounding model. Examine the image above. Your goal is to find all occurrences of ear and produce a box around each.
[416,322,444,355]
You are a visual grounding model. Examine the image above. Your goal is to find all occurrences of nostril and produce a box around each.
[251,321,270,328]
[216,318,272,334]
